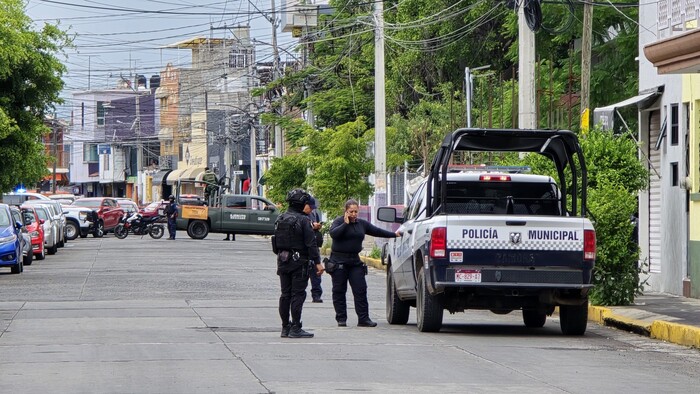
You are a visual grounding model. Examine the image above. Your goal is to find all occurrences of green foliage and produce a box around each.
[0,0,69,192]
[588,179,642,305]
[369,245,381,259]
[262,118,374,219]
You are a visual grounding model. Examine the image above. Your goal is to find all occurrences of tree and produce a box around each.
[0,0,69,192]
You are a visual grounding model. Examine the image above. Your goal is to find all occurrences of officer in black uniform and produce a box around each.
[165,195,178,240]
[276,188,324,338]
[328,199,402,327]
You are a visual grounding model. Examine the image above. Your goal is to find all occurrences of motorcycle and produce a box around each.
[114,212,164,239]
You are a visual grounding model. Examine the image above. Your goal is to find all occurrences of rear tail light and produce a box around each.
[430,227,447,258]
[584,230,596,260]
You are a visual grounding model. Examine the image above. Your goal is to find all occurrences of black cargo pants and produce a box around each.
[278,262,309,326]
[331,261,369,323]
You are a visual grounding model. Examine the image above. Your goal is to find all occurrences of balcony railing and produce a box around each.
[658,0,699,39]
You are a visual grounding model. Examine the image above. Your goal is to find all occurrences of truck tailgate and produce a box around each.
[443,215,586,267]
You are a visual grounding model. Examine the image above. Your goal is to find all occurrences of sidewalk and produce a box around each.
[359,247,700,350]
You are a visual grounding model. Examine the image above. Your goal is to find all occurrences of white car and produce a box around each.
[22,199,66,247]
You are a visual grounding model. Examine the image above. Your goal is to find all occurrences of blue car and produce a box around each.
[0,203,23,274]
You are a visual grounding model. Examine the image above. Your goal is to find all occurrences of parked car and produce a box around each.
[20,206,46,260]
[72,197,125,236]
[115,198,139,217]
[139,201,169,220]
[47,194,79,204]
[20,198,67,247]
[10,206,33,266]
[0,203,24,274]
[31,204,59,255]
[61,203,95,239]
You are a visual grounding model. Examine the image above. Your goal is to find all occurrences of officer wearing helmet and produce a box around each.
[164,195,178,240]
[274,188,324,338]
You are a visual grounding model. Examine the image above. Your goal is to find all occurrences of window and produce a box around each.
[225,196,247,208]
[178,143,184,161]
[103,152,110,171]
[228,49,251,69]
[671,162,679,186]
[97,101,105,126]
[671,104,679,145]
[160,97,167,110]
[83,144,98,162]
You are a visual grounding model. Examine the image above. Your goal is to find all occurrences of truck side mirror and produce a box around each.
[377,207,403,223]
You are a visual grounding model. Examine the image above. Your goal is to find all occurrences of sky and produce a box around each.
[24,0,303,117]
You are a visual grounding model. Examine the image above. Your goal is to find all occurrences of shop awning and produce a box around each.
[43,173,67,182]
[165,168,187,186]
[593,87,663,130]
[151,169,173,186]
[181,167,205,181]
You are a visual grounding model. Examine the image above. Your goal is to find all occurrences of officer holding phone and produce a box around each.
[328,199,402,327]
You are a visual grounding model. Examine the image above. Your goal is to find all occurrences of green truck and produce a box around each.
[175,180,279,240]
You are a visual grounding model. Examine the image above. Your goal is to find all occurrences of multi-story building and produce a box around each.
[641,1,700,298]
[155,28,260,198]
[68,78,159,202]
[41,117,70,193]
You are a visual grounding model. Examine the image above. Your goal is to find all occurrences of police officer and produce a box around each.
[304,196,324,302]
[165,195,178,240]
[328,199,402,327]
[202,167,218,203]
[276,188,324,338]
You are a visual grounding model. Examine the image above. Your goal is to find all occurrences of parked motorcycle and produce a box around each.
[114,212,164,239]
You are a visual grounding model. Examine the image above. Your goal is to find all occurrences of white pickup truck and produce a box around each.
[378,129,596,335]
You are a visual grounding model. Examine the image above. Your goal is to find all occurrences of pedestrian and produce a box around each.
[165,195,178,240]
[328,199,402,327]
[223,232,235,241]
[274,188,324,338]
[242,176,251,194]
[202,167,218,203]
[305,196,324,303]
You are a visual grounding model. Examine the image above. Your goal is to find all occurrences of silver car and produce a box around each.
[23,199,66,247]
[32,205,58,255]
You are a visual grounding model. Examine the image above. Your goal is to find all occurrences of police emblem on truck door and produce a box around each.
[509,232,522,244]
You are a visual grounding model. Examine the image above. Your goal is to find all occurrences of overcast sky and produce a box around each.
[25,0,300,116]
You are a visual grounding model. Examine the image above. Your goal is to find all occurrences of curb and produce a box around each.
[589,305,700,349]
[360,256,385,271]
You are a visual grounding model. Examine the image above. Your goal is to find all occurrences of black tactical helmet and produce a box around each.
[286,188,311,206]
[168,195,175,201]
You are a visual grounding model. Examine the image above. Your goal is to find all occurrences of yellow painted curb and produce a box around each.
[588,305,612,324]
[360,256,385,271]
[651,320,700,349]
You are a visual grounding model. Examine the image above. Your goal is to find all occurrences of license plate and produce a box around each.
[455,269,481,283]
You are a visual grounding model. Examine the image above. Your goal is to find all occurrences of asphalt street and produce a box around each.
[0,234,698,393]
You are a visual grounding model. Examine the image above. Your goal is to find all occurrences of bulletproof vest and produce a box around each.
[274,212,304,252]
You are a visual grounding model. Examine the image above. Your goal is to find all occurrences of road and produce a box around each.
[0,235,698,393]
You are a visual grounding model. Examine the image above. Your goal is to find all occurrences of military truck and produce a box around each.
[175,180,279,239]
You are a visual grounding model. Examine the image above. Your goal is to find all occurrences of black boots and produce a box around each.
[288,323,314,338]
[358,320,378,327]
[281,324,291,338]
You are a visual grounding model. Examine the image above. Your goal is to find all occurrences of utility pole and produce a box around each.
[52,120,58,194]
[249,112,257,196]
[373,0,387,215]
[134,74,143,203]
[518,2,537,129]
[270,0,284,158]
[581,2,593,133]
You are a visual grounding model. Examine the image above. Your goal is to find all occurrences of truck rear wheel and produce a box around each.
[416,269,443,332]
[187,220,209,239]
[386,267,410,325]
[522,309,547,328]
[560,303,588,335]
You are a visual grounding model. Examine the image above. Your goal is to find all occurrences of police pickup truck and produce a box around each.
[175,180,279,239]
[378,129,596,335]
